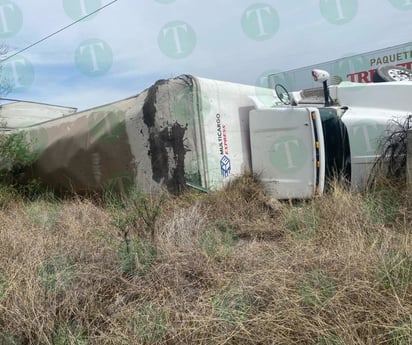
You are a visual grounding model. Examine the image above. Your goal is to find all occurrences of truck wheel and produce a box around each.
[373,65,412,82]
[275,84,291,105]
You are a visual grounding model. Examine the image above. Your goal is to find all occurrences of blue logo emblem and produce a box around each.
[220,155,231,177]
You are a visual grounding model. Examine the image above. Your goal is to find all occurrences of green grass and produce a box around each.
[212,286,253,324]
[283,202,319,240]
[53,321,89,345]
[0,272,8,302]
[377,252,412,293]
[390,315,412,345]
[131,303,169,344]
[316,334,347,345]
[298,269,337,307]
[117,238,157,277]
[39,254,76,292]
[200,220,238,259]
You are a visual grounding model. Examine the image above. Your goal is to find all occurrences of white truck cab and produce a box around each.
[248,68,411,199]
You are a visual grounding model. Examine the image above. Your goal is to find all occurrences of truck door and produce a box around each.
[249,107,325,199]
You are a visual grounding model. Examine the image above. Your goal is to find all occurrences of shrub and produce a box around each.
[108,187,164,243]
[0,130,53,199]
[371,117,411,181]
[0,131,36,174]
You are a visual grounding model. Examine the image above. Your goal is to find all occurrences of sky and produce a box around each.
[0,0,411,111]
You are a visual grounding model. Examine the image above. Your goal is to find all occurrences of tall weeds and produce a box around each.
[0,175,410,344]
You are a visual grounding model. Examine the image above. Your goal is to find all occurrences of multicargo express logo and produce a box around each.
[216,113,231,177]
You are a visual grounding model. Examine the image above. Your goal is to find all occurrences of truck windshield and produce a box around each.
[319,108,351,184]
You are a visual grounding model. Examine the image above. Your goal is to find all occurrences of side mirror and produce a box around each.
[312,69,330,83]
[311,69,332,106]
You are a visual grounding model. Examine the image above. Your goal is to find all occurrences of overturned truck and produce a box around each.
[4,70,412,198]
[15,75,270,196]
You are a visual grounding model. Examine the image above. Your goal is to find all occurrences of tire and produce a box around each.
[373,65,412,82]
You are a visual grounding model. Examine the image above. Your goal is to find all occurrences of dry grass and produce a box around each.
[0,175,411,344]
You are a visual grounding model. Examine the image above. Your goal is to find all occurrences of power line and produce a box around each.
[1,0,119,63]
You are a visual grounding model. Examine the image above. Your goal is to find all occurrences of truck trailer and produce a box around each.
[268,42,412,90]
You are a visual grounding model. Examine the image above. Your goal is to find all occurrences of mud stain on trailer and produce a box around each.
[143,80,188,194]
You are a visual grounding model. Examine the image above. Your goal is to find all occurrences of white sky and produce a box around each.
[0,0,411,110]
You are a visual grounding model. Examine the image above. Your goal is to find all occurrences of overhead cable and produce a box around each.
[1,0,119,63]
